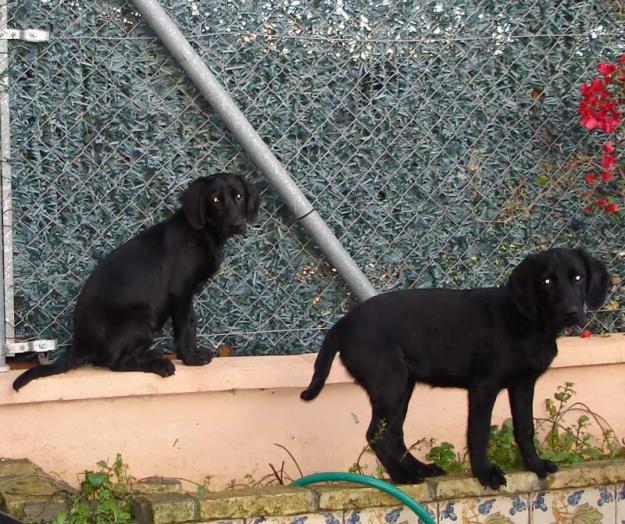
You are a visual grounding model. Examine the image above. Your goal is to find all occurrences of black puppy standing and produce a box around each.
[13,173,259,390]
[301,248,608,489]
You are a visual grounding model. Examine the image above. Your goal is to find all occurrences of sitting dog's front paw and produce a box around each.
[474,464,507,490]
[529,459,558,479]
[156,359,176,377]
[181,348,212,366]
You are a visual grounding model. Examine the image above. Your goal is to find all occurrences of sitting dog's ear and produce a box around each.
[508,254,538,320]
[182,178,209,230]
[575,248,609,309]
[243,178,260,223]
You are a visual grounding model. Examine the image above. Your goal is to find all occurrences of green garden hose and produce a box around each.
[291,472,435,524]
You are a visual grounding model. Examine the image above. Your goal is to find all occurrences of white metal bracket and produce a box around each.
[7,339,57,355]
[0,29,50,42]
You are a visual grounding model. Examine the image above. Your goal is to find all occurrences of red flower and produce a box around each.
[619,53,625,64]
[598,62,617,76]
[601,154,616,170]
[583,206,593,214]
[600,171,613,181]
[585,171,596,184]
[580,329,592,338]
[579,77,622,133]
[603,141,614,154]
[606,203,618,213]
[597,197,608,207]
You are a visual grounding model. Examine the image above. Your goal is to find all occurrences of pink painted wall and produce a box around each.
[1,335,624,489]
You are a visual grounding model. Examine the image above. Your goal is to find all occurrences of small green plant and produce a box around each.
[425,441,465,474]
[535,382,625,464]
[195,475,213,494]
[53,454,134,524]
[224,443,304,489]
[352,383,625,478]
[349,419,388,478]
[487,418,523,470]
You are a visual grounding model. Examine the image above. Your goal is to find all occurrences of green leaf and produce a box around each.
[52,512,68,524]
[86,472,108,488]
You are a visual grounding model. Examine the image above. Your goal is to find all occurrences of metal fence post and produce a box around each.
[0,1,13,371]
[132,0,378,302]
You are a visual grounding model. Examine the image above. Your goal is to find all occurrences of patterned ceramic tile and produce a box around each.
[439,495,530,524]
[616,484,625,524]
[250,513,342,524]
[345,503,436,524]
[530,486,615,524]
[197,520,245,524]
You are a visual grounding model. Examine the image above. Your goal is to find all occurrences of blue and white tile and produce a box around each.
[439,495,530,524]
[249,513,342,524]
[616,484,625,524]
[530,486,615,524]
[197,520,245,524]
[345,504,436,524]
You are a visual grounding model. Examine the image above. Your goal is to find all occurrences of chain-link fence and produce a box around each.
[4,0,625,358]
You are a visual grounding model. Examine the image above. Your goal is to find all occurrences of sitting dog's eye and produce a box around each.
[574,275,583,283]
[544,278,551,285]
[235,193,242,200]
[212,196,221,205]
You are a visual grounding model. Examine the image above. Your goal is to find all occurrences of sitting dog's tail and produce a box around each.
[300,320,343,401]
[12,353,74,391]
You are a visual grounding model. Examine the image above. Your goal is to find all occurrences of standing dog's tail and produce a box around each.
[12,353,73,391]
[300,320,343,401]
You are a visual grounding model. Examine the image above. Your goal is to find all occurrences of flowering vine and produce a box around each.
[579,53,625,214]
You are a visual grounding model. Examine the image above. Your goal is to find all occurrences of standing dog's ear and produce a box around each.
[182,178,210,230]
[575,248,609,309]
[508,254,539,320]
[243,178,259,223]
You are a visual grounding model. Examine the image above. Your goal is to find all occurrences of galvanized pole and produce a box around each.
[132,0,378,302]
[0,1,13,372]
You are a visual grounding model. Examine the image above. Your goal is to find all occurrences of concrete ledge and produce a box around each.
[196,486,317,519]
[2,334,624,406]
[0,459,69,523]
[315,481,433,509]
[133,492,199,524]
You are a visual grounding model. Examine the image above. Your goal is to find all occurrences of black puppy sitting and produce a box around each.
[301,248,609,489]
[13,172,259,390]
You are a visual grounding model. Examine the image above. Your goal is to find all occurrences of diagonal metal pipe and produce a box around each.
[132,0,377,302]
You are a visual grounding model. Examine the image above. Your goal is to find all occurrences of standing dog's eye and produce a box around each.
[212,196,221,205]
[235,193,242,200]
[544,278,551,285]
[574,275,583,283]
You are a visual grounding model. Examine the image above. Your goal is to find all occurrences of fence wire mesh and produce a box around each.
[5,0,625,357]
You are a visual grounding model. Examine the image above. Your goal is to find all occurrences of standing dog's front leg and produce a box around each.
[468,385,507,490]
[508,378,558,478]
[172,298,212,366]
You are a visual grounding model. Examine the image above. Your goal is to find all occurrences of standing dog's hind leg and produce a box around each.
[395,378,446,478]
[365,368,439,483]
[468,385,505,489]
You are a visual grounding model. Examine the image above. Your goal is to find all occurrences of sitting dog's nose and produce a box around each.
[564,306,584,326]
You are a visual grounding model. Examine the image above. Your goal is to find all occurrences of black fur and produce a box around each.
[13,173,259,391]
[301,248,609,489]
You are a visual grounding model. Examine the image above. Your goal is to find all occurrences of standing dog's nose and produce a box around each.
[564,306,580,317]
